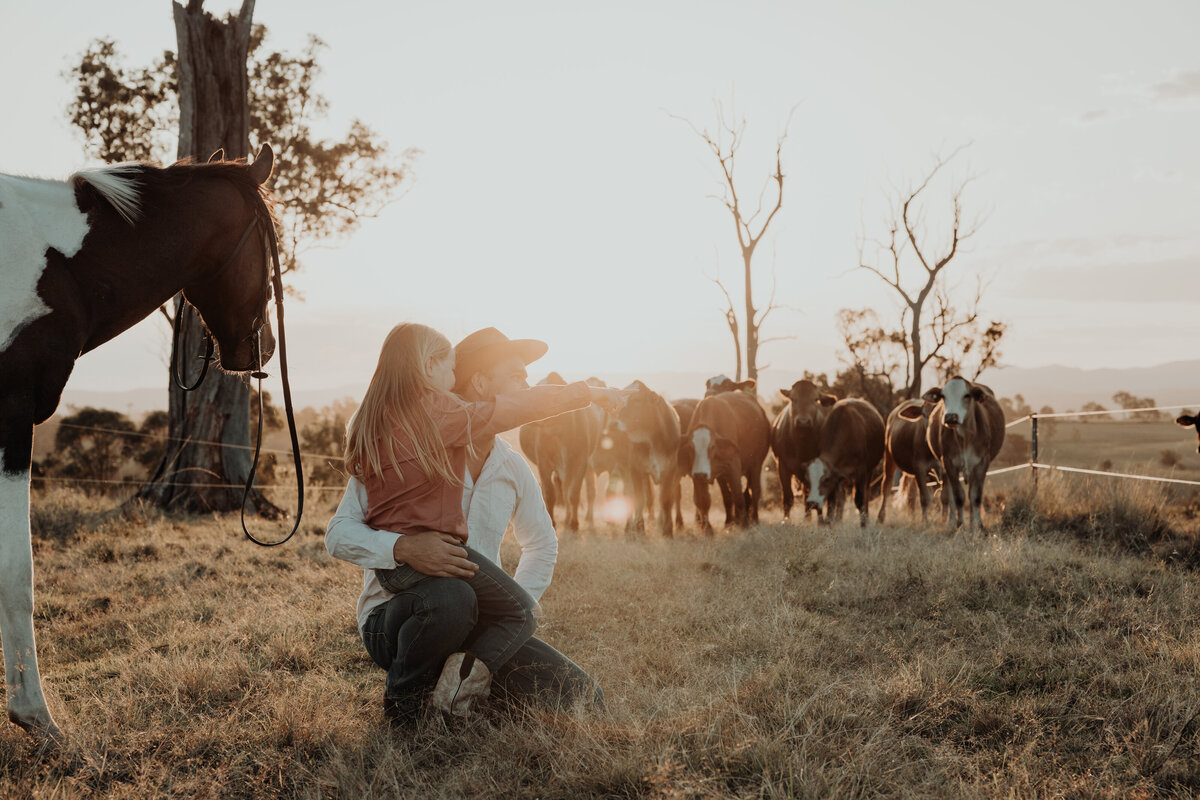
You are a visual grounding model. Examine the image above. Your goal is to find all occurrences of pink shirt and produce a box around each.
[363,382,591,541]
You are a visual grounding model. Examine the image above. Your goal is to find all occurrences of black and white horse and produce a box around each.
[1,145,278,739]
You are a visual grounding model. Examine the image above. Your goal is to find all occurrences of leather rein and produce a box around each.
[171,203,305,547]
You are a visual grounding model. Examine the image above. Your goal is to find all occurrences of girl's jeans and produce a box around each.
[367,546,537,700]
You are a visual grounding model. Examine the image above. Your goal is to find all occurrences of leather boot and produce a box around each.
[430,652,492,717]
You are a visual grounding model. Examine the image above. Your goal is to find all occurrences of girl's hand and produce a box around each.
[589,386,625,415]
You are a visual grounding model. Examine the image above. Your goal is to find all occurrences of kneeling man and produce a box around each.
[326,327,602,723]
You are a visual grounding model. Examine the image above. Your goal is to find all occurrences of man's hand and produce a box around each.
[392,531,478,579]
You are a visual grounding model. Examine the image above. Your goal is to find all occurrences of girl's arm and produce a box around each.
[433,382,598,446]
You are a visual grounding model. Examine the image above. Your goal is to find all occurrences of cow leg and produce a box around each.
[916,465,933,524]
[744,459,760,526]
[944,465,965,530]
[777,458,794,523]
[855,475,870,528]
[692,477,713,535]
[626,471,647,535]
[877,452,896,524]
[564,467,582,533]
[584,467,596,526]
[537,464,558,529]
[1,424,60,739]
[969,465,986,533]
[658,476,676,538]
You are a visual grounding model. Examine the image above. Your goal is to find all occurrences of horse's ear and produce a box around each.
[248,143,274,185]
[207,149,225,163]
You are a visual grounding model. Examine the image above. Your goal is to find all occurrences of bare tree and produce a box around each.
[857,147,991,398]
[676,101,796,382]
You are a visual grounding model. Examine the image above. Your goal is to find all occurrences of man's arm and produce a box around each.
[508,456,558,602]
[325,478,477,578]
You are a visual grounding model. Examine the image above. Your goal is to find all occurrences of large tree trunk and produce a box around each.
[137,0,276,516]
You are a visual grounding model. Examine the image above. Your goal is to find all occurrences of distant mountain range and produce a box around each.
[56,360,1200,419]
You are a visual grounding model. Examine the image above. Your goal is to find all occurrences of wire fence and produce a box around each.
[33,418,346,493]
[32,401,1200,494]
[993,402,1200,490]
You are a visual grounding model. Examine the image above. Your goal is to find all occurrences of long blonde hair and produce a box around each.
[344,322,462,485]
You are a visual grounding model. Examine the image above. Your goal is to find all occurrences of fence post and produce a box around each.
[1030,413,1039,493]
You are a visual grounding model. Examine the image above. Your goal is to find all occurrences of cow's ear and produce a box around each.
[819,394,838,407]
[779,388,791,399]
[970,386,986,402]
[922,388,943,404]
[1177,414,1198,427]
[737,379,757,391]
[898,405,924,421]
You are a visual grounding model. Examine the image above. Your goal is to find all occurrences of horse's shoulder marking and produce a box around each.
[0,174,91,351]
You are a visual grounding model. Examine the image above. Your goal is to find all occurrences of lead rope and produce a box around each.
[171,299,214,391]
[241,218,305,547]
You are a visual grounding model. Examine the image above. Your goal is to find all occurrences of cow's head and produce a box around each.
[779,380,837,427]
[705,375,756,397]
[1177,412,1200,454]
[805,457,841,511]
[616,380,655,433]
[688,426,740,481]
[924,376,986,428]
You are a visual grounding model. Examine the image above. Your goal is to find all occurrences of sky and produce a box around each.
[3,0,1199,402]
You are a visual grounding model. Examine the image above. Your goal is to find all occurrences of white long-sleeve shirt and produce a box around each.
[325,436,558,632]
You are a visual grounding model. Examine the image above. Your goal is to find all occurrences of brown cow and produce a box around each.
[519,372,604,531]
[705,374,757,397]
[1176,412,1200,453]
[905,376,1005,532]
[615,380,681,536]
[878,399,944,524]
[681,388,771,532]
[771,380,837,522]
[804,398,885,528]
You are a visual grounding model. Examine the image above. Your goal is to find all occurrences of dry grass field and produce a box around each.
[5,474,1200,799]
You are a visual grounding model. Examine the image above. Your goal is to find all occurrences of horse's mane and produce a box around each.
[71,158,275,227]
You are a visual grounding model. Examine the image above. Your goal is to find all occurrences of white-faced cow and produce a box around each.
[771,380,837,522]
[615,381,681,536]
[878,399,944,524]
[907,376,1005,532]
[805,398,885,528]
[1176,412,1200,453]
[519,372,605,531]
[681,388,771,533]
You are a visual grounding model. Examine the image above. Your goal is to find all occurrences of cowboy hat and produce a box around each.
[453,327,548,392]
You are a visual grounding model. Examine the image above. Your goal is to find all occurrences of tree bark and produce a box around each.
[137,0,277,516]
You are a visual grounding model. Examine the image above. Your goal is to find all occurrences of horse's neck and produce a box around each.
[76,220,211,354]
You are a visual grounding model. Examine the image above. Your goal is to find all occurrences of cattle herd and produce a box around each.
[519,373,1007,535]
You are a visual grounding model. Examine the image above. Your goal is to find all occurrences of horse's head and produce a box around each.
[182,144,278,373]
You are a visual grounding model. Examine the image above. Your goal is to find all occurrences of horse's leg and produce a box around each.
[1,424,60,738]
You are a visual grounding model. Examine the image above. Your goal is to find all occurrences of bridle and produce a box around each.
[171,198,304,548]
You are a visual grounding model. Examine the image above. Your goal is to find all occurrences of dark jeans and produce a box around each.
[362,566,602,708]
[374,546,538,677]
